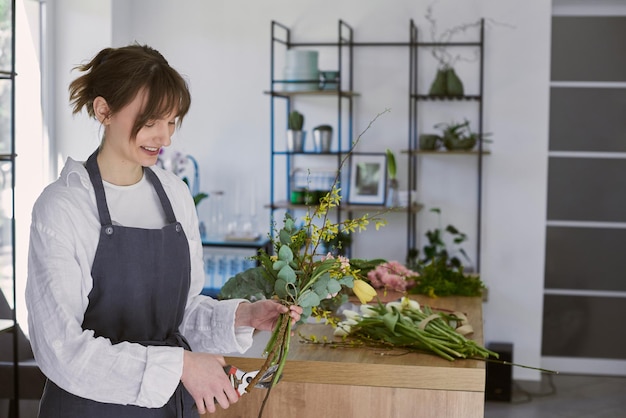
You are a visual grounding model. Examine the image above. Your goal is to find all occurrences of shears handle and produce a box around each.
[223,365,242,396]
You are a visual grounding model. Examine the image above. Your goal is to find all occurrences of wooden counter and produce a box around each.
[205,296,485,418]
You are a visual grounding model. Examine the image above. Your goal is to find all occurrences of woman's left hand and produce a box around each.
[235,300,303,331]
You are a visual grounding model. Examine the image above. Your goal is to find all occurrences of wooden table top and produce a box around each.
[225,295,486,393]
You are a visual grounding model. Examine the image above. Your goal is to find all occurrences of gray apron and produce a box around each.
[38,150,198,417]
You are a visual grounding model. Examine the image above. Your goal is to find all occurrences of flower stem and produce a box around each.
[247,312,290,391]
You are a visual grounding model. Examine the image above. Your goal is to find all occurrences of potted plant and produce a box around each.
[287,110,305,152]
[434,119,492,151]
[406,208,485,298]
[419,133,442,151]
[312,124,333,153]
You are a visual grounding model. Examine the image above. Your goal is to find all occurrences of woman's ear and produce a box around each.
[93,96,111,124]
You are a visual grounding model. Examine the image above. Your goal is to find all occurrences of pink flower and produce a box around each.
[367,261,418,292]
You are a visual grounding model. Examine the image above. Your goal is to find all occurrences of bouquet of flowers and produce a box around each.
[219,111,391,416]
[221,186,384,385]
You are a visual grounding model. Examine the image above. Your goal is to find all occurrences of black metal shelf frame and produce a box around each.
[411,19,486,272]
[268,20,355,232]
[1,1,19,415]
[267,20,426,257]
[267,19,485,269]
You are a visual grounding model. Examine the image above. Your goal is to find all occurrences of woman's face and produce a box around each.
[104,89,177,168]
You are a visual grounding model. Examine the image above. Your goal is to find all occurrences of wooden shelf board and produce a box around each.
[402,149,491,155]
[268,201,424,213]
[264,90,359,98]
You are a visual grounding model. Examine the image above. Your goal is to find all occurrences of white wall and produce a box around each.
[50,0,551,380]
[51,0,111,168]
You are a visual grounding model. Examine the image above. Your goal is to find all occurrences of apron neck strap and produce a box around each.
[85,150,113,226]
[85,149,179,226]
[144,167,177,225]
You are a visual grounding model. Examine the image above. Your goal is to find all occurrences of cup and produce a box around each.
[287,130,306,152]
[313,129,332,153]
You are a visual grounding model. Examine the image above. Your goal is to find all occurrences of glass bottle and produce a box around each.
[207,190,226,239]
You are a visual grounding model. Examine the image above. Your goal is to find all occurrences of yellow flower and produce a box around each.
[353,279,377,304]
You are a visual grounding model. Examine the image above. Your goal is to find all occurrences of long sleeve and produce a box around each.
[26,159,255,409]
[26,173,184,408]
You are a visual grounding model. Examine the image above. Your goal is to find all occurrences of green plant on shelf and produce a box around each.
[434,119,492,151]
[406,208,485,298]
[288,110,304,131]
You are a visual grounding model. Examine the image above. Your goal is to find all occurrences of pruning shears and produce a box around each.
[193,364,280,410]
[223,364,280,396]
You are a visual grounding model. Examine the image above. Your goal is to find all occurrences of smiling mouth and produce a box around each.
[142,146,160,153]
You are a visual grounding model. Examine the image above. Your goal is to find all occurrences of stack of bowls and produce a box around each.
[283,50,319,91]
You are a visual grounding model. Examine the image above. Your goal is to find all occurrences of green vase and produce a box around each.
[446,68,464,96]
[419,134,441,150]
[428,69,448,95]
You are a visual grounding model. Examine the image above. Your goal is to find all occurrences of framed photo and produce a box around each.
[348,153,387,205]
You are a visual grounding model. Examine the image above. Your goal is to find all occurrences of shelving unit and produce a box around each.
[266,20,355,231]
[266,20,423,258]
[410,19,486,272]
[265,19,486,268]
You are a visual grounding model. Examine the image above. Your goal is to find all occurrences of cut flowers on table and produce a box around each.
[330,297,493,361]
[301,297,558,374]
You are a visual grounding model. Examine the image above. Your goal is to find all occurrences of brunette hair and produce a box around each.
[68,44,191,139]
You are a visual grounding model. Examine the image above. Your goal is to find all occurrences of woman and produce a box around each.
[25,44,301,417]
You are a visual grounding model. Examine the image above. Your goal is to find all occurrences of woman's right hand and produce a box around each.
[181,351,239,414]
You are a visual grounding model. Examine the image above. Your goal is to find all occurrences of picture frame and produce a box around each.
[347,153,387,205]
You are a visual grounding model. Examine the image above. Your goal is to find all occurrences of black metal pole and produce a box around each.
[10,0,20,415]
[476,18,485,273]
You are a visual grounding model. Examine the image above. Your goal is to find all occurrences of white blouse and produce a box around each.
[26,157,253,408]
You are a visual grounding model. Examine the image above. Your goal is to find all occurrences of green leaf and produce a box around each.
[278,265,297,283]
[193,192,209,206]
[218,267,275,301]
[272,260,287,271]
[278,245,294,262]
[386,148,397,179]
[327,278,342,294]
[274,278,289,299]
[313,258,337,273]
[279,229,291,245]
[300,306,313,322]
[383,311,399,332]
[446,225,460,234]
[298,290,321,308]
[312,274,331,297]
[337,275,354,287]
[284,217,296,232]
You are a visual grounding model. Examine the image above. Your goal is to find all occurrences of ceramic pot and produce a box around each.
[419,134,441,150]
